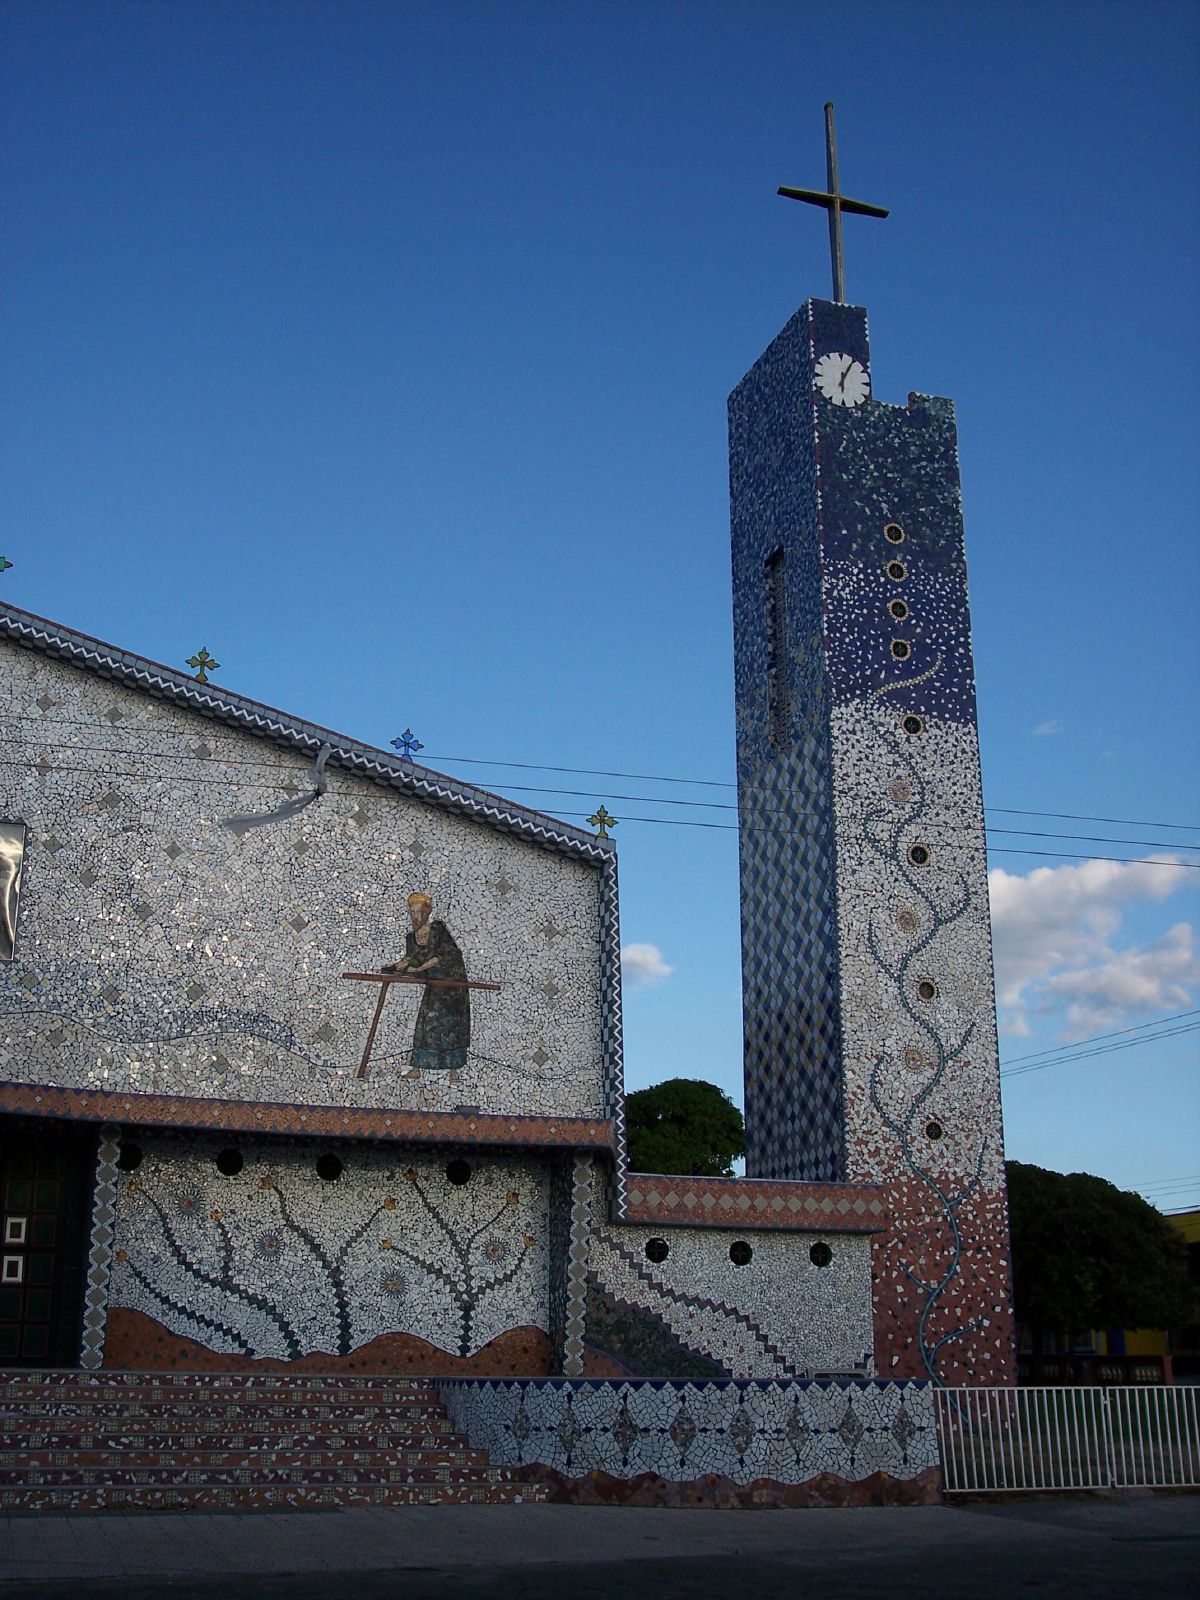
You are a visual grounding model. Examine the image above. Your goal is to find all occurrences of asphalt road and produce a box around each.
[2,1495,1197,1600]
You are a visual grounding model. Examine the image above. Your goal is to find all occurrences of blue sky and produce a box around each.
[3,0,1197,1209]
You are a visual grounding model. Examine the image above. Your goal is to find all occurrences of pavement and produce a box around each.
[1,1494,1198,1599]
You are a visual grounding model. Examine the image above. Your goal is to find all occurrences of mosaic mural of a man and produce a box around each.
[383,892,470,1074]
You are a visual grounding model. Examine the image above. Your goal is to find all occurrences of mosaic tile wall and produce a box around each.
[439,1377,937,1499]
[101,1133,553,1365]
[585,1222,873,1379]
[0,640,610,1124]
[728,300,1014,1383]
[729,308,845,1182]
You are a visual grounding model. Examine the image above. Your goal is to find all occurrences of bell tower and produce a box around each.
[729,108,1015,1381]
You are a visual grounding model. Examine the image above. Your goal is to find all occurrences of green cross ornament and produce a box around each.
[186,648,220,684]
[587,805,617,840]
[0,557,12,574]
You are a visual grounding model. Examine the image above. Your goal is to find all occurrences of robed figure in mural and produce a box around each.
[382,892,470,1073]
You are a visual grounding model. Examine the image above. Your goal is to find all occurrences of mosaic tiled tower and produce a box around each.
[730,299,1016,1381]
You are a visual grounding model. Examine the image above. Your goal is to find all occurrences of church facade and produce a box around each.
[1,295,1014,1502]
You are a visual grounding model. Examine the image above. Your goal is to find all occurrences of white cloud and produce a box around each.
[1032,719,1064,737]
[621,942,673,988]
[988,855,1195,1037]
[1043,923,1198,1034]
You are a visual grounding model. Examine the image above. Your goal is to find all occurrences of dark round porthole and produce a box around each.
[445,1158,472,1186]
[916,979,938,1003]
[908,843,931,867]
[810,1241,833,1268]
[884,523,905,544]
[902,714,925,736]
[116,1142,143,1173]
[886,560,907,582]
[889,599,910,621]
[316,1153,343,1182]
[645,1237,669,1264]
[215,1148,244,1177]
[926,1120,945,1141]
[729,1240,753,1267]
[891,639,912,661]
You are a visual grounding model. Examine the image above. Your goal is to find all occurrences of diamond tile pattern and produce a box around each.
[729,306,849,1182]
[79,1125,119,1369]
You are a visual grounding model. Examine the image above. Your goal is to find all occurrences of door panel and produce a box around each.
[0,1120,94,1366]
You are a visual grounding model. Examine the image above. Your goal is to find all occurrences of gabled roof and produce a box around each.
[0,602,612,862]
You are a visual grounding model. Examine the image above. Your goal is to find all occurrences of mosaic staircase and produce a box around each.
[0,1369,549,1511]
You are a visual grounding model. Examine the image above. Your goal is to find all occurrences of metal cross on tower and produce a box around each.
[777,102,888,304]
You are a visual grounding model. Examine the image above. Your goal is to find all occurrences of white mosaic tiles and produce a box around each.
[107,1136,551,1360]
[589,1224,874,1379]
[831,698,1004,1192]
[439,1377,936,1485]
[0,645,608,1120]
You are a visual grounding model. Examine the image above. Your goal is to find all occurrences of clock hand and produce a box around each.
[839,356,854,392]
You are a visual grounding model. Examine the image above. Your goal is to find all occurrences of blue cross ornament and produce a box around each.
[391,729,424,761]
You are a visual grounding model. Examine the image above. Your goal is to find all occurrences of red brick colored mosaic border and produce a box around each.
[0,1081,616,1153]
[512,1464,941,1507]
[102,1307,554,1376]
[624,1172,887,1233]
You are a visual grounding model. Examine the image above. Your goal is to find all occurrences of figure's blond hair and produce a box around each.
[407,892,432,910]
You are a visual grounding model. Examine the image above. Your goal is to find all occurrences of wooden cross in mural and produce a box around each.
[342,971,502,1079]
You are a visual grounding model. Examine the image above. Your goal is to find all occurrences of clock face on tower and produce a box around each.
[814,351,869,407]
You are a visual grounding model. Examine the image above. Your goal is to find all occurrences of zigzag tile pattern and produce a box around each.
[0,604,607,860]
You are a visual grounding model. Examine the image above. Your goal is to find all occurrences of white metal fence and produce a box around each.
[934,1385,1200,1494]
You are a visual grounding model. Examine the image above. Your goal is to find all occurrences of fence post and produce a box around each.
[1100,1388,1117,1488]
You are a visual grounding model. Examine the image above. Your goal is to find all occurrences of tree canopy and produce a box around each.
[625,1078,746,1177]
[1006,1160,1193,1341]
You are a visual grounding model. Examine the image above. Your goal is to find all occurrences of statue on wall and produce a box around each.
[0,820,25,961]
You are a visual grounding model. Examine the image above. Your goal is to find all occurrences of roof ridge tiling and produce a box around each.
[0,601,611,861]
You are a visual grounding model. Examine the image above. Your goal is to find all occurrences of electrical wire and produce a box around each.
[8,739,1198,853]
[5,717,1199,836]
[1000,1010,1200,1067]
[999,1021,1200,1078]
[3,756,1199,868]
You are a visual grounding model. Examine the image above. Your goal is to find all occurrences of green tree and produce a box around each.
[625,1078,745,1177]
[1006,1160,1193,1346]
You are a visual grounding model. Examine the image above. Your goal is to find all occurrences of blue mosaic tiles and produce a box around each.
[729,305,845,1181]
[439,1376,936,1487]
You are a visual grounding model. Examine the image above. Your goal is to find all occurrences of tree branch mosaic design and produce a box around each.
[109,1139,549,1361]
[854,676,990,1383]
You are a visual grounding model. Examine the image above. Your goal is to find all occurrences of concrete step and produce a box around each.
[0,1478,548,1512]
[0,1463,520,1487]
[0,1370,442,1393]
[1,1431,471,1454]
[0,1369,551,1513]
[3,1443,491,1469]
[2,1401,455,1426]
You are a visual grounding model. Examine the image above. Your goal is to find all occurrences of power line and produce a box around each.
[999,1021,1200,1078]
[17,740,1196,851]
[6,717,1199,836]
[3,757,1199,868]
[421,753,1200,835]
[1000,1010,1200,1068]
